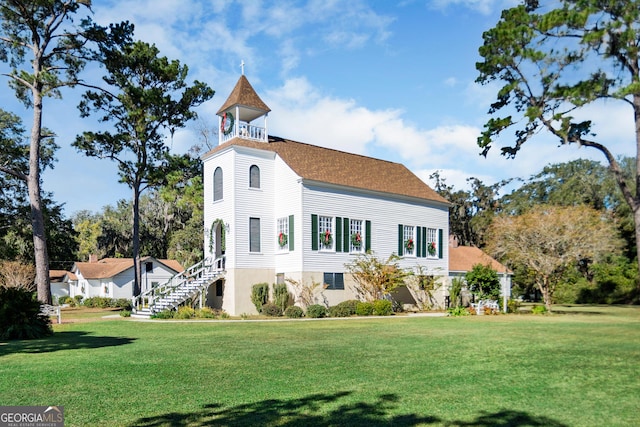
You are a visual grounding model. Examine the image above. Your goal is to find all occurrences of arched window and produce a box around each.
[249,165,260,189]
[213,167,223,201]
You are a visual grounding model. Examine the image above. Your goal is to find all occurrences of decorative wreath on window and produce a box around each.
[404,238,414,251]
[321,229,333,247]
[427,241,437,256]
[351,232,362,248]
[220,111,234,135]
[278,232,288,248]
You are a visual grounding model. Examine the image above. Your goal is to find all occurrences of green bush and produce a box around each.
[0,287,53,340]
[119,310,131,317]
[83,297,113,308]
[73,295,84,306]
[251,283,270,313]
[328,300,359,317]
[507,299,521,313]
[114,298,132,310]
[151,309,175,319]
[284,305,304,318]
[272,283,290,313]
[58,295,72,305]
[373,299,393,316]
[531,304,548,315]
[447,306,470,316]
[261,302,282,317]
[195,307,218,318]
[356,301,375,316]
[306,304,327,318]
[175,306,196,319]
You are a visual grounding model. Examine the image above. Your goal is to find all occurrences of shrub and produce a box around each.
[195,307,218,319]
[83,296,113,308]
[58,295,72,305]
[284,305,304,318]
[306,304,327,318]
[531,304,548,315]
[447,306,470,316]
[114,298,132,310]
[251,283,270,313]
[220,311,230,319]
[0,287,53,340]
[120,310,131,317]
[356,301,374,316]
[373,299,393,316]
[273,283,290,313]
[175,306,196,319]
[74,295,84,306]
[330,300,359,317]
[261,302,282,317]
[151,309,175,319]
[507,299,521,313]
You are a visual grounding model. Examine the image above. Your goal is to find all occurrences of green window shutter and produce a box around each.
[289,215,294,251]
[438,228,444,259]
[365,220,371,252]
[343,217,350,252]
[336,217,343,252]
[398,224,404,255]
[422,227,427,257]
[311,214,318,251]
[416,226,422,258]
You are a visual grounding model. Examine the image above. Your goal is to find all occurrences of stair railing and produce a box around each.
[132,256,224,313]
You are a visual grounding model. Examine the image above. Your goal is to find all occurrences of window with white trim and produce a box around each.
[249,217,261,253]
[213,167,223,201]
[427,227,438,257]
[319,216,334,251]
[350,219,364,253]
[277,217,289,251]
[403,225,415,256]
[249,165,260,188]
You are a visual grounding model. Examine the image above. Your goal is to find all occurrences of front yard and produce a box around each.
[1,305,639,426]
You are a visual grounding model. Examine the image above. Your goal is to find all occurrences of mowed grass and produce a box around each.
[1,306,639,426]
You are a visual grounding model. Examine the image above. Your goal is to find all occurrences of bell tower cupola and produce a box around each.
[217,68,271,144]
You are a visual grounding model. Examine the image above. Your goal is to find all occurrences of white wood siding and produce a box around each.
[301,183,449,274]
[274,156,304,273]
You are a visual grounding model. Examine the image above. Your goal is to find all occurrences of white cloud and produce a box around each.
[429,0,519,15]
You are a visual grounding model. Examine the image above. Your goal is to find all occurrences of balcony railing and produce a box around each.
[221,121,266,143]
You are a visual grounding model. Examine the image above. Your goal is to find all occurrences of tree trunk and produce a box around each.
[132,186,142,297]
[30,91,51,304]
[538,277,552,312]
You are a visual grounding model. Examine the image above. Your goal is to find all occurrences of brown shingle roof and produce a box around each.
[216,75,271,115]
[73,257,183,279]
[449,245,511,274]
[204,136,449,204]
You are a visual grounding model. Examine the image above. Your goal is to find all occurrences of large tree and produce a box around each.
[0,0,129,303]
[476,0,640,285]
[73,40,213,296]
[486,205,622,310]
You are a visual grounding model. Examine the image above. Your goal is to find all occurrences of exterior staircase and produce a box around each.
[131,257,224,318]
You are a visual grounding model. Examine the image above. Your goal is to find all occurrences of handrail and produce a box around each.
[132,256,224,313]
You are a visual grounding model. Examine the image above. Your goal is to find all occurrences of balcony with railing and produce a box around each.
[221,120,267,143]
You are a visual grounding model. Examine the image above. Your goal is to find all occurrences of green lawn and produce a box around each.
[1,306,639,426]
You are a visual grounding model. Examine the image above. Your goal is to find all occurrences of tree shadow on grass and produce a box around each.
[0,331,136,357]
[130,392,568,427]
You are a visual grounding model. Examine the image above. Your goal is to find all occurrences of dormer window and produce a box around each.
[249,165,260,189]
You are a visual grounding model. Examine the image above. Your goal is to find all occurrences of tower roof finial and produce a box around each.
[241,60,245,75]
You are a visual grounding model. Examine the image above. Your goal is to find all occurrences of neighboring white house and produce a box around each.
[69,256,183,300]
[49,270,75,301]
[202,75,451,315]
[448,237,513,306]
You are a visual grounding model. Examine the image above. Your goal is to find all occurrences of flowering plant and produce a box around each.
[351,232,362,248]
[427,241,436,256]
[321,229,333,247]
[404,238,414,251]
[278,232,288,248]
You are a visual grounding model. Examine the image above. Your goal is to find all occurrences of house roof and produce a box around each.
[449,245,511,274]
[50,270,76,282]
[73,257,184,280]
[216,75,271,115]
[204,136,450,205]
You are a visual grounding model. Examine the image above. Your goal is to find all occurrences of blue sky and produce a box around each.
[2,0,635,215]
